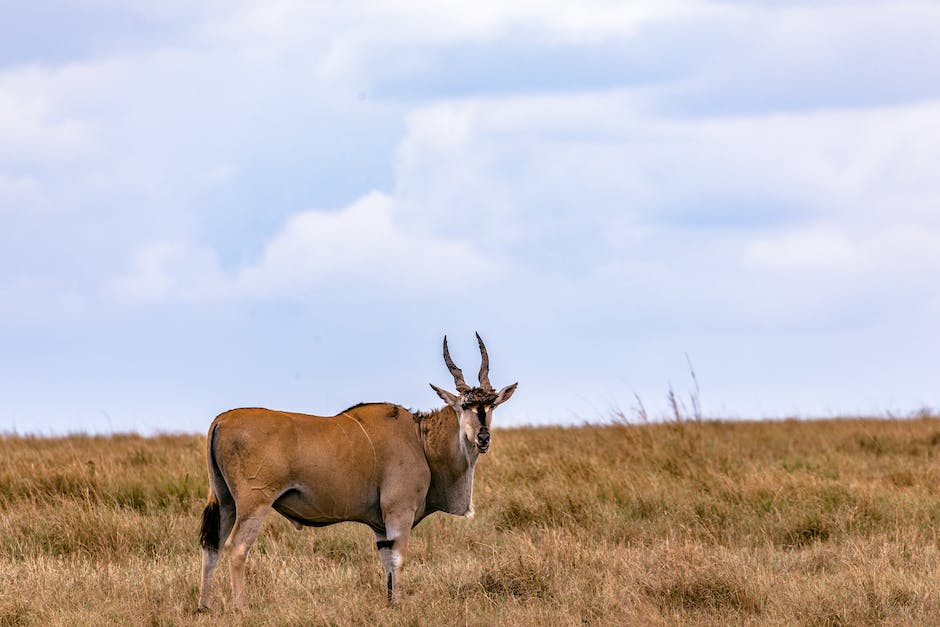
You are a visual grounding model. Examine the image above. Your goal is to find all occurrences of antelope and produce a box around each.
[197,333,517,610]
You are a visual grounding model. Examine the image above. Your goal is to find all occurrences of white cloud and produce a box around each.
[744,223,940,280]
[0,66,101,166]
[108,241,227,304]
[394,91,940,235]
[649,2,940,114]
[201,0,702,97]
[394,102,520,247]
[744,229,862,271]
[381,90,940,336]
[236,191,502,297]
[109,191,502,304]
[213,0,693,47]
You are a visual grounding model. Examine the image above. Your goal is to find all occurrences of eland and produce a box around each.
[197,333,517,610]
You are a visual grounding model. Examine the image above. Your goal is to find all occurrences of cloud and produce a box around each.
[650,2,940,115]
[212,0,691,48]
[394,90,940,237]
[109,191,502,304]
[200,0,701,100]
[744,229,861,272]
[0,1,192,67]
[0,26,404,314]
[0,66,101,167]
[383,90,940,336]
[206,0,940,116]
[235,191,502,297]
[108,241,227,304]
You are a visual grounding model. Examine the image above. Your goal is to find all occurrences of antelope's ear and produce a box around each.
[494,382,518,407]
[430,383,460,407]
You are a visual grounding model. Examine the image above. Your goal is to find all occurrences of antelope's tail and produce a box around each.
[199,422,224,551]
[199,497,221,551]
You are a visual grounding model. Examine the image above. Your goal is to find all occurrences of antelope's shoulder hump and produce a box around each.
[340,402,409,422]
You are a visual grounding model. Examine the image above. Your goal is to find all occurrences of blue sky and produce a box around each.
[2,0,940,433]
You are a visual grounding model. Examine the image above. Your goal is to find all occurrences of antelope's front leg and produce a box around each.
[374,511,415,604]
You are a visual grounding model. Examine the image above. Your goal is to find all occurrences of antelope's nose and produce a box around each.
[477,429,490,450]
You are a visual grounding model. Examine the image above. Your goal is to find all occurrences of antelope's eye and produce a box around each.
[461,403,470,410]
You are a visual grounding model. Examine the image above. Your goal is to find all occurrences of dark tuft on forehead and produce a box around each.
[463,387,497,406]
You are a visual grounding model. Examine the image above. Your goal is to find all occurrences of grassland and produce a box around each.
[3,416,940,625]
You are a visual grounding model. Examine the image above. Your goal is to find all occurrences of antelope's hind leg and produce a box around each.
[226,505,271,611]
[198,497,236,612]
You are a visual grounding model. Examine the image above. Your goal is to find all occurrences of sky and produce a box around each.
[2,0,940,434]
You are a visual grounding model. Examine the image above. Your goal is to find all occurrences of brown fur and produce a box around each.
[462,388,498,406]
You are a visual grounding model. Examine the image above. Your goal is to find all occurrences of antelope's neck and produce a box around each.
[418,406,478,517]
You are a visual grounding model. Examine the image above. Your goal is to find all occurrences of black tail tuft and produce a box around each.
[199,499,221,551]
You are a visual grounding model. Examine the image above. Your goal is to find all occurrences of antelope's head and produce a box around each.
[430,333,517,454]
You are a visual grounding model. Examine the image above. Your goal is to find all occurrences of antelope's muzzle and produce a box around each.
[476,428,490,453]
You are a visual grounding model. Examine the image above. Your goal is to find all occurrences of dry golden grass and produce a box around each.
[3,417,940,625]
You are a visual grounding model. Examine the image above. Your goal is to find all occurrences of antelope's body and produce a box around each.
[197,335,516,611]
